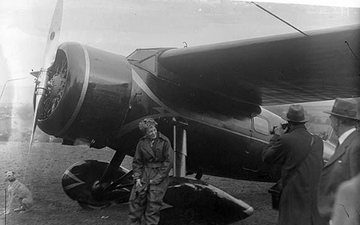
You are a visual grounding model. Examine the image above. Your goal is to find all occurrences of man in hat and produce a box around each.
[128,118,173,225]
[262,104,324,225]
[318,98,360,225]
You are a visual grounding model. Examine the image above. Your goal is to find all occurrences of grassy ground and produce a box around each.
[0,142,277,225]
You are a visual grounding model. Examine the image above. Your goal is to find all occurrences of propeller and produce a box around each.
[29,0,63,149]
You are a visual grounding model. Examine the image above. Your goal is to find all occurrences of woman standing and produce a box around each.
[128,118,173,225]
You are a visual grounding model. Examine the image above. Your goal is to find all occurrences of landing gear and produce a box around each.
[61,159,133,209]
[172,118,188,177]
[60,121,254,224]
[90,151,129,201]
[195,168,203,180]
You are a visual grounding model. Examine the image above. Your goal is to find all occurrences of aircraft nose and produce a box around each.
[37,43,132,146]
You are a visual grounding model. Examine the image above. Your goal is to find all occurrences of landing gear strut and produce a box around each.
[91,151,126,201]
[172,117,188,177]
[62,158,133,209]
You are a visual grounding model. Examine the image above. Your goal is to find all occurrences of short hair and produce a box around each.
[138,118,158,133]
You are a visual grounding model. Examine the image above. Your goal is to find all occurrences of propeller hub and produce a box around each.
[39,50,68,120]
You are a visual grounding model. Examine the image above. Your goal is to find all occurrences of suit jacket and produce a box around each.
[318,130,360,222]
[331,173,360,225]
[263,124,324,225]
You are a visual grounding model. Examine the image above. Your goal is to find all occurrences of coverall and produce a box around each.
[128,132,173,225]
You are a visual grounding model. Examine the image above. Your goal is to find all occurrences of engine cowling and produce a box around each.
[37,42,132,147]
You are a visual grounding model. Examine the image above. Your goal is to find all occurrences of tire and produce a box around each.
[77,200,111,210]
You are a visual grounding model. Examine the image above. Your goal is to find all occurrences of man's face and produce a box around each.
[147,126,157,139]
[329,115,340,137]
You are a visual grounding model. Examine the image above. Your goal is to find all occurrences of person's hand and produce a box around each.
[272,126,282,136]
[273,124,288,135]
[135,179,142,188]
[150,176,162,185]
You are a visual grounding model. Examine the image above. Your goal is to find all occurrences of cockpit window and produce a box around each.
[253,116,270,135]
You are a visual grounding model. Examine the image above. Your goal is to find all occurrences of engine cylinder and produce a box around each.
[38,42,132,146]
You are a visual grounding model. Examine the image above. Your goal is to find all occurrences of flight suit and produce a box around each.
[128,132,173,225]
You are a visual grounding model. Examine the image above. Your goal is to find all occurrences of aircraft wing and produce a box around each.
[157,25,360,106]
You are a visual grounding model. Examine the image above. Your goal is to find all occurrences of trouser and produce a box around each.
[128,185,166,225]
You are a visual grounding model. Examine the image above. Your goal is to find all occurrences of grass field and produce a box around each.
[0,142,277,225]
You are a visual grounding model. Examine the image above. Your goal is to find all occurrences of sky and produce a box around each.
[0,0,359,103]
[248,0,360,7]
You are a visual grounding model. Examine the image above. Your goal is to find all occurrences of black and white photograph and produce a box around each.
[0,0,359,224]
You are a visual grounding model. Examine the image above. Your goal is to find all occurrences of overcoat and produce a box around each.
[263,124,324,225]
[331,173,360,225]
[318,130,360,223]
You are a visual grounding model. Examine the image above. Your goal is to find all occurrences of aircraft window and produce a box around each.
[140,56,157,74]
[253,117,270,135]
[222,118,251,132]
[127,49,158,61]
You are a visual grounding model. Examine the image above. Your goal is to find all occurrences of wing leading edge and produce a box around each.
[158,25,360,106]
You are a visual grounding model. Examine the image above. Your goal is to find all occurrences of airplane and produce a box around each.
[27,0,360,224]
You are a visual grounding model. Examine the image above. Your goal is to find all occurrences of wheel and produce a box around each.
[77,200,111,210]
[61,160,131,209]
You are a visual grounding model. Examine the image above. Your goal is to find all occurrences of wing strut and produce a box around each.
[251,1,308,37]
[345,40,360,62]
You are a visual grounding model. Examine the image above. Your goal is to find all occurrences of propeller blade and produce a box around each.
[29,93,42,149]
[43,0,63,69]
[29,0,63,151]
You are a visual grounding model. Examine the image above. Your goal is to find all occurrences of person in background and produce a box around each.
[262,104,324,225]
[318,98,360,225]
[331,172,360,225]
[128,118,173,225]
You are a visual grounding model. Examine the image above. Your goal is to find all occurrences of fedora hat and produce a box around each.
[324,98,359,120]
[284,104,309,123]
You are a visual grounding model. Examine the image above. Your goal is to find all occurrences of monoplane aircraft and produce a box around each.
[28,0,360,224]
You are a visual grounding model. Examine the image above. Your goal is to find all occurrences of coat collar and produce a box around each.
[324,130,358,168]
[140,132,167,158]
[141,138,156,158]
[338,127,356,145]
[288,124,306,133]
[140,132,167,141]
